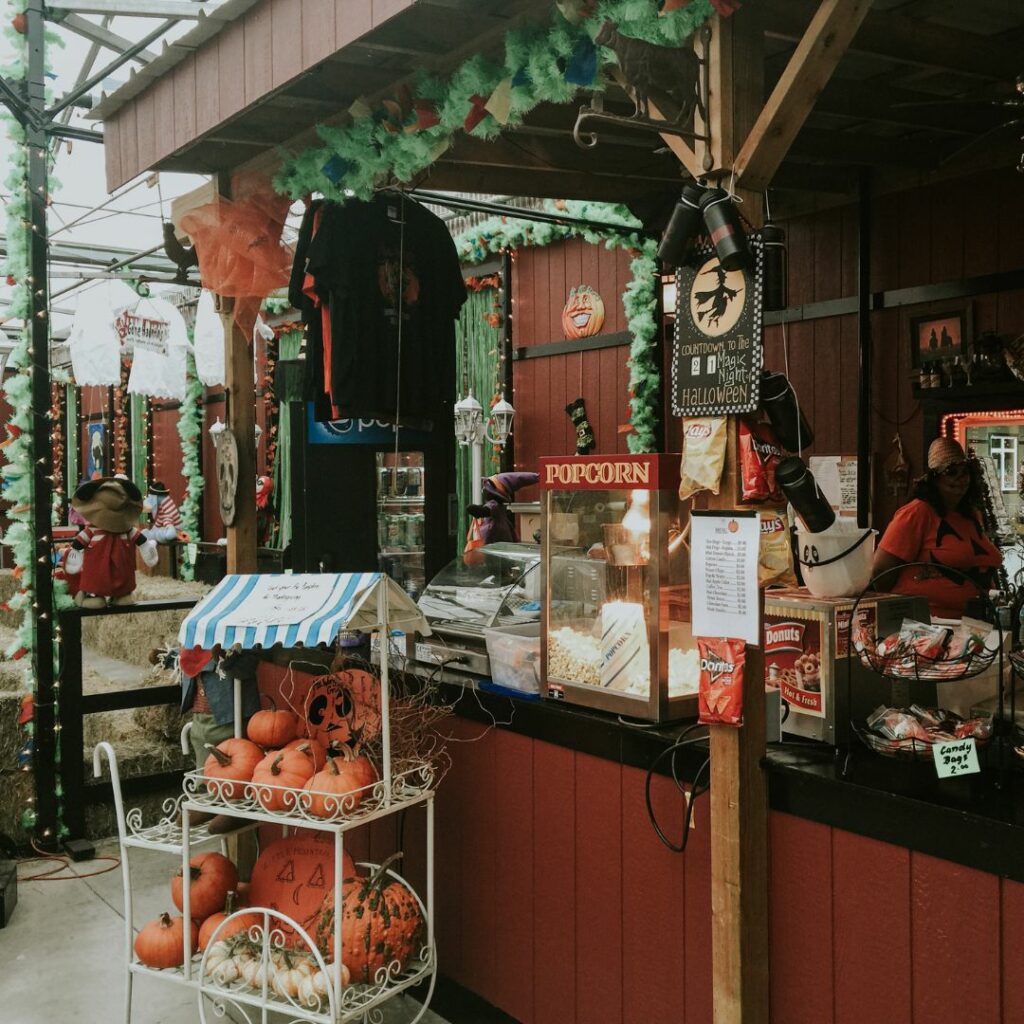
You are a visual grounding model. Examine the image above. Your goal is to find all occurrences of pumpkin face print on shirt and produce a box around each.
[376,243,421,323]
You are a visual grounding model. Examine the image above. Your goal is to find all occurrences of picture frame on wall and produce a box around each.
[910,306,973,367]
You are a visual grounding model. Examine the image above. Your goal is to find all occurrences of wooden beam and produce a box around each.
[734,0,872,191]
[766,0,1022,80]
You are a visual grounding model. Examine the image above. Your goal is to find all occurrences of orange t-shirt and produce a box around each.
[878,499,1003,618]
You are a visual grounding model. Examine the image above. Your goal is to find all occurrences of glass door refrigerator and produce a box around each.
[376,451,426,598]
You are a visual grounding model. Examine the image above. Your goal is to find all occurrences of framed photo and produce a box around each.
[910,306,972,367]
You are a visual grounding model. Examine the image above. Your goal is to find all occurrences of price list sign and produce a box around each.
[690,511,760,644]
[932,738,980,779]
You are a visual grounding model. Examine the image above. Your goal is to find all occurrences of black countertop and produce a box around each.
[441,683,1024,882]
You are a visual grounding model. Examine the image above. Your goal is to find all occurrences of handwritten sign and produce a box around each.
[115,310,170,356]
[690,511,760,645]
[809,455,859,518]
[219,576,341,628]
[932,737,980,779]
[671,236,764,417]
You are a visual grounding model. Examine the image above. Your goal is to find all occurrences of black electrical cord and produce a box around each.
[644,724,711,853]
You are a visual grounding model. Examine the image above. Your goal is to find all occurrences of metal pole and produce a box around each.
[856,169,872,528]
[25,0,58,850]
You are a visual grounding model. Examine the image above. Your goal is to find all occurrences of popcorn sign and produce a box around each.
[115,310,170,356]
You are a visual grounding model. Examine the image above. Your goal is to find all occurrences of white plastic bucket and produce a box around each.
[797,521,877,598]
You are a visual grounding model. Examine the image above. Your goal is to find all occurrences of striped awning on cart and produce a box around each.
[178,572,430,650]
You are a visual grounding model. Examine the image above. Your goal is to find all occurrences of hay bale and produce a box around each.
[0,571,21,630]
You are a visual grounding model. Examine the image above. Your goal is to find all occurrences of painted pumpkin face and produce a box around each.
[561,285,605,339]
[304,669,381,748]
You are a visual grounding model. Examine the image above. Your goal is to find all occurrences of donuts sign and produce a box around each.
[764,614,825,718]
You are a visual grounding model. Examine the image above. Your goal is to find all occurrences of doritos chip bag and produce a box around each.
[697,637,746,727]
[740,419,785,502]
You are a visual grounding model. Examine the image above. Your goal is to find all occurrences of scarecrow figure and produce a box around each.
[64,477,159,607]
[143,480,184,543]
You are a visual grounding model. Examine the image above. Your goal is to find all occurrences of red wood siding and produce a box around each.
[511,237,634,501]
[428,724,1024,1024]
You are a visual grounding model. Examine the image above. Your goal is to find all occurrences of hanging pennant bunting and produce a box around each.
[322,155,352,184]
[464,94,490,133]
[348,97,373,120]
[406,98,441,132]
[484,78,514,126]
[564,36,598,86]
[709,0,742,14]
[511,67,531,89]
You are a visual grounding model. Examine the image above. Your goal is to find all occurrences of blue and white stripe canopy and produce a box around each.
[178,572,430,651]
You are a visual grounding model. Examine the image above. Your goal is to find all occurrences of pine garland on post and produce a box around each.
[176,353,204,581]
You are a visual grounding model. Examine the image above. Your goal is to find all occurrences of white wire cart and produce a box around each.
[94,573,438,1024]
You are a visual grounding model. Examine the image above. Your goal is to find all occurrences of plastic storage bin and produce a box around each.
[484,623,541,694]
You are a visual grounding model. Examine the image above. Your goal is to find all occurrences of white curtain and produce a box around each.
[67,279,138,386]
[193,289,226,387]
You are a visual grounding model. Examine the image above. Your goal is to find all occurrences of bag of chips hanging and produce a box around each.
[758,509,797,587]
[740,419,785,502]
[679,416,728,500]
[697,636,746,727]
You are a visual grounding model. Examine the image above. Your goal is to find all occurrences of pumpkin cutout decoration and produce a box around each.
[314,854,424,983]
[202,737,263,800]
[198,891,262,951]
[135,912,199,968]
[250,744,316,812]
[172,851,239,919]
[247,706,300,749]
[303,669,381,750]
[561,285,605,339]
[303,746,377,818]
[248,834,358,945]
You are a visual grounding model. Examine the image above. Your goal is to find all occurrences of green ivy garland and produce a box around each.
[176,352,204,581]
[454,199,659,453]
[274,0,730,200]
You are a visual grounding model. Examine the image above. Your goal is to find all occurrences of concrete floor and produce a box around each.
[0,839,448,1024]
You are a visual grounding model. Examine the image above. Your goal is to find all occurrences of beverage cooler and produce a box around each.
[376,451,426,597]
[539,454,696,723]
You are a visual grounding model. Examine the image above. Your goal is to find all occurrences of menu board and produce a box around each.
[690,510,760,645]
[671,236,764,417]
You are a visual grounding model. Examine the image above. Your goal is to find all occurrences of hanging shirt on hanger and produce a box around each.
[301,195,467,425]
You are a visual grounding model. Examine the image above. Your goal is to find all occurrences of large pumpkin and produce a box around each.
[198,891,262,951]
[172,851,239,919]
[135,913,199,969]
[285,736,327,772]
[251,745,316,813]
[303,747,376,819]
[247,707,300,749]
[314,854,424,983]
[248,834,358,945]
[303,670,381,749]
[561,285,605,339]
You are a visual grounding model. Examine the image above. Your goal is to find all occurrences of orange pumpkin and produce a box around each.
[304,753,370,819]
[134,912,199,968]
[561,285,605,339]
[198,891,262,951]
[251,745,316,812]
[284,736,327,772]
[172,851,239,919]
[247,708,300,749]
[202,738,263,801]
[248,834,358,946]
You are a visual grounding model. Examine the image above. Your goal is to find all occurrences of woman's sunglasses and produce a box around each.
[938,462,970,480]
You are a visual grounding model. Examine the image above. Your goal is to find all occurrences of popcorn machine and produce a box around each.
[540,454,697,722]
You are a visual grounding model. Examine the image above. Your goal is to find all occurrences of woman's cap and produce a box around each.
[927,437,967,472]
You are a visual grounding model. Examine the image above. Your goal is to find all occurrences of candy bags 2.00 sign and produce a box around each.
[671,236,764,416]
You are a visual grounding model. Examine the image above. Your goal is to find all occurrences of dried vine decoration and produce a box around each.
[112,358,129,476]
[49,382,64,512]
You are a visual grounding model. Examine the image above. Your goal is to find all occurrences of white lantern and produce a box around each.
[208,415,226,450]
[487,395,515,446]
[454,390,484,447]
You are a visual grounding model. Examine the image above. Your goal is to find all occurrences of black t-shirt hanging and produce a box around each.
[304,195,467,424]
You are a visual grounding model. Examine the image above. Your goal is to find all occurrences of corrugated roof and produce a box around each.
[88,0,263,122]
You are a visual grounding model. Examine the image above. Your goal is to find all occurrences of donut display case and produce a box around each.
[539,453,697,722]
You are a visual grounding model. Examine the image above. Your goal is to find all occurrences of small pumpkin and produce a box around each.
[314,853,424,983]
[172,851,239,919]
[203,738,263,801]
[299,962,350,1008]
[251,744,316,812]
[272,952,308,999]
[198,891,262,951]
[247,707,300,749]
[134,912,199,969]
[303,752,370,819]
[284,736,327,771]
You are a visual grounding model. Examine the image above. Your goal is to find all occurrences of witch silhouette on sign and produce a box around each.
[694,264,743,330]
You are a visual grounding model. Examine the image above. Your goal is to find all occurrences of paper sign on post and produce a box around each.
[690,511,760,645]
[932,737,980,779]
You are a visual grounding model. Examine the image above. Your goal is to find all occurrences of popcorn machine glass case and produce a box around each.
[540,454,696,722]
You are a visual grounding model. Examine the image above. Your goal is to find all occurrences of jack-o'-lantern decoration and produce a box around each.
[303,669,381,750]
[561,285,605,339]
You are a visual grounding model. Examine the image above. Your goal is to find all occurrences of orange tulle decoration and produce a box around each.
[179,181,293,338]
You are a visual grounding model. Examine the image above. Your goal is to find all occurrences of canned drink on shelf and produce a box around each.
[405,513,424,549]
[385,513,405,549]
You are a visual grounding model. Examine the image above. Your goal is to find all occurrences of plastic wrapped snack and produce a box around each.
[679,416,728,500]
[758,509,796,587]
[697,636,746,727]
[740,419,785,502]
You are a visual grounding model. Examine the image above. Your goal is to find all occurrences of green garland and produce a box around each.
[176,352,204,581]
[274,0,727,200]
[454,199,659,453]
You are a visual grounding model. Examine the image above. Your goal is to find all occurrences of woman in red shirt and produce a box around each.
[873,437,1003,619]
